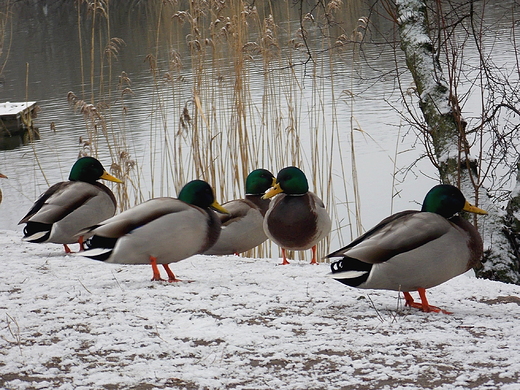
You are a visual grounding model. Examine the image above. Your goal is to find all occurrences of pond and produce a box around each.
[0,0,517,257]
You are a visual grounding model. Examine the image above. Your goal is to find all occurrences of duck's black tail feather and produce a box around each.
[81,235,118,261]
[330,257,372,287]
[22,222,51,243]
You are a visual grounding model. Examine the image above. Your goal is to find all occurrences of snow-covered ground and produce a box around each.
[1,229,520,390]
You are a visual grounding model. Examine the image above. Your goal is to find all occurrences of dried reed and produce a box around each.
[68,0,370,262]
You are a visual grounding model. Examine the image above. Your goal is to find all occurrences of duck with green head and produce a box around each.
[327,184,488,314]
[263,166,332,265]
[19,157,122,253]
[204,169,275,256]
[79,180,229,282]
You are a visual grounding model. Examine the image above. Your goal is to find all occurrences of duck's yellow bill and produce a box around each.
[262,183,283,199]
[211,200,229,214]
[463,201,488,215]
[0,173,7,179]
[100,171,123,183]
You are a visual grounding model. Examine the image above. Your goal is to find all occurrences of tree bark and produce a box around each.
[396,0,469,184]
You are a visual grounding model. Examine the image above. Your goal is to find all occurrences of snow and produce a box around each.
[0,102,37,117]
[2,230,520,389]
[396,0,429,43]
[437,144,460,165]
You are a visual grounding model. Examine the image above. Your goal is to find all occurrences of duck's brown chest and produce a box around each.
[265,194,318,249]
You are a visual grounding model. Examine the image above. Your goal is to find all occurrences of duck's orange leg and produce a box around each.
[78,236,85,251]
[64,239,85,254]
[162,264,182,283]
[150,256,166,282]
[280,248,290,265]
[403,291,416,307]
[310,245,318,264]
[403,289,452,314]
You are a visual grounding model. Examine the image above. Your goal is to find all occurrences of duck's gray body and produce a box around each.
[19,181,117,244]
[82,197,221,264]
[203,195,268,255]
[328,210,484,292]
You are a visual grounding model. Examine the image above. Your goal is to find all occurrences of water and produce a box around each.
[0,1,517,253]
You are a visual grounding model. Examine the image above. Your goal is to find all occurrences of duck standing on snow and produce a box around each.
[204,169,275,256]
[262,166,331,265]
[0,173,7,204]
[327,184,488,314]
[19,157,122,253]
[79,180,229,282]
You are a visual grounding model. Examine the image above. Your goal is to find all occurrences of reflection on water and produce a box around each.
[0,127,41,150]
[0,1,516,254]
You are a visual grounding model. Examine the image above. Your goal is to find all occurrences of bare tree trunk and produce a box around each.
[395,0,520,284]
[396,0,469,185]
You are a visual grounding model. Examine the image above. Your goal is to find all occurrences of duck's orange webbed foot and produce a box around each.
[162,264,183,283]
[403,289,452,315]
[280,248,290,265]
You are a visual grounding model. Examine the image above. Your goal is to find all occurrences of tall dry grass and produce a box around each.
[67,0,369,261]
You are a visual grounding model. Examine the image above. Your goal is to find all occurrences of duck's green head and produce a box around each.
[69,157,122,184]
[262,166,309,199]
[421,184,487,218]
[245,169,275,195]
[178,179,228,214]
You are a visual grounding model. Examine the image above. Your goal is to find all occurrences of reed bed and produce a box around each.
[67,0,371,261]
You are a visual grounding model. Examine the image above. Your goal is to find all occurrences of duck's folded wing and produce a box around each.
[219,199,257,226]
[19,182,98,224]
[88,197,192,238]
[326,211,451,264]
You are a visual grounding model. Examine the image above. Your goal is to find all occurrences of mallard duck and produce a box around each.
[204,169,275,256]
[262,166,332,265]
[79,180,229,282]
[19,157,122,253]
[327,184,488,314]
[0,173,7,204]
